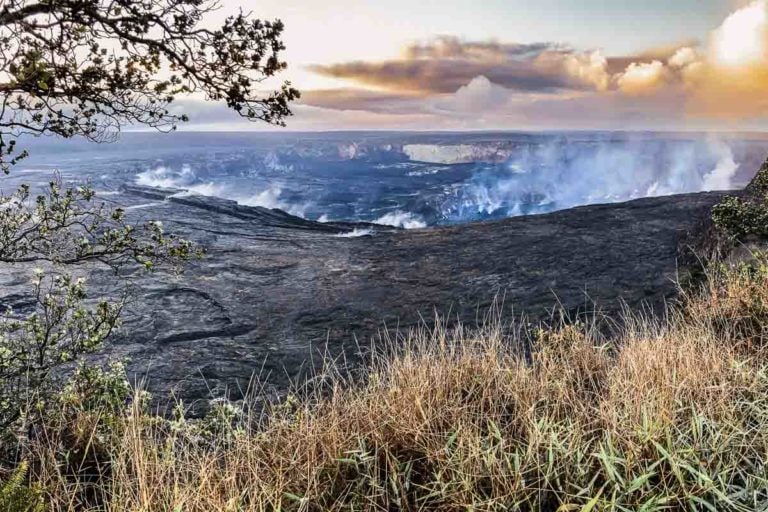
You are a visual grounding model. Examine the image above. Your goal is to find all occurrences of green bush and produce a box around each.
[712,195,768,239]
[0,273,123,436]
[0,180,199,448]
[0,181,198,507]
[0,462,44,512]
[746,159,768,197]
[712,161,768,240]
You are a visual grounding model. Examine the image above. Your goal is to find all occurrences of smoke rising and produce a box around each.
[439,138,740,221]
[373,210,427,229]
[135,165,311,218]
[129,135,753,230]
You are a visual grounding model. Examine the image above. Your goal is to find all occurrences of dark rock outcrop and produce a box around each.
[0,186,728,406]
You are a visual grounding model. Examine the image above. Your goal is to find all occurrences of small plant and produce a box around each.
[0,462,44,512]
[683,251,768,350]
[0,179,201,270]
[0,179,201,444]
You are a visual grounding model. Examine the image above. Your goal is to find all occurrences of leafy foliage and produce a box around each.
[0,175,198,436]
[712,159,768,240]
[0,0,297,500]
[0,179,201,437]
[59,361,136,420]
[0,0,300,172]
[712,194,768,239]
[45,362,142,507]
[0,271,123,433]
[0,178,201,269]
[0,461,44,512]
[746,158,768,197]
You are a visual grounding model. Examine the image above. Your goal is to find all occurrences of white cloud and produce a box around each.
[617,61,667,96]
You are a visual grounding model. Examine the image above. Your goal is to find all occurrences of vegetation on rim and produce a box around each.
[0,0,299,502]
[0,248,765,511]
[712,159,768,240]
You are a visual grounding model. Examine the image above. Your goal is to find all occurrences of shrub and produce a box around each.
[746,158,768,197]
[682,251,768,350]
[0,179,198,506]
[712,195,768,239]
[712,159,768,240]
[26,362,141,510]
[0,273,123,436]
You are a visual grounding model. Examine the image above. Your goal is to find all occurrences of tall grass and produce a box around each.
[18,256,768,511]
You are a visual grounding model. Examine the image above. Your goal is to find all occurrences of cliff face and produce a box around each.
[0,185,727,406]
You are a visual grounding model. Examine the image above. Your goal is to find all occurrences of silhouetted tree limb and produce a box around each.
[0,0,300,172]
[0,178,201,270]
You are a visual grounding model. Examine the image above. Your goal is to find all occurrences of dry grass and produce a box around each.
[17,257,768,511]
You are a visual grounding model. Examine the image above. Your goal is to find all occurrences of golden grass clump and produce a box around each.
[14,256,768,511]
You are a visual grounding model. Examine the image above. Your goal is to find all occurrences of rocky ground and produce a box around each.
[0,186,727,407]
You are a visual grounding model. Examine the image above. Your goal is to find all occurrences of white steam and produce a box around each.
[237,187,294,212]
[440,138,740,221]
[134,139,742,229]
[135,165,310,218]
[373,210,427,229]
[336,228,374,238]
[701,139,739,191]
[136,165,196,189]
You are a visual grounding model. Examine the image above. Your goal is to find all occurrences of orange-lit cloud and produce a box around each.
[308,37,611,94]
[617,61,668,95]
[606,0,768,120]
[294,1,768,129]
[683,0,768,119]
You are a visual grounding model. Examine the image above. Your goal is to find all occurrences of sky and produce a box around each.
[180,0,768,131]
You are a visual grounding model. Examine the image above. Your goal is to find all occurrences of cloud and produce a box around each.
[709,1,767,68]
[299,36,685,129]
[668,47,699,69]
[172,1,768,131]
[605,40,700,74]
[298,89,426,114]
[617,61,668,96]
[536,49,610,91]
[402,38,557,61]
[606,0,768,121]
[683,0,768,119]
[308,36,610,94]
[614,0,768,121]
[444,76,513,112]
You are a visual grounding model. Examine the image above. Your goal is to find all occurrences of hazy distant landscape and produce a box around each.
[14,131,768,228]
